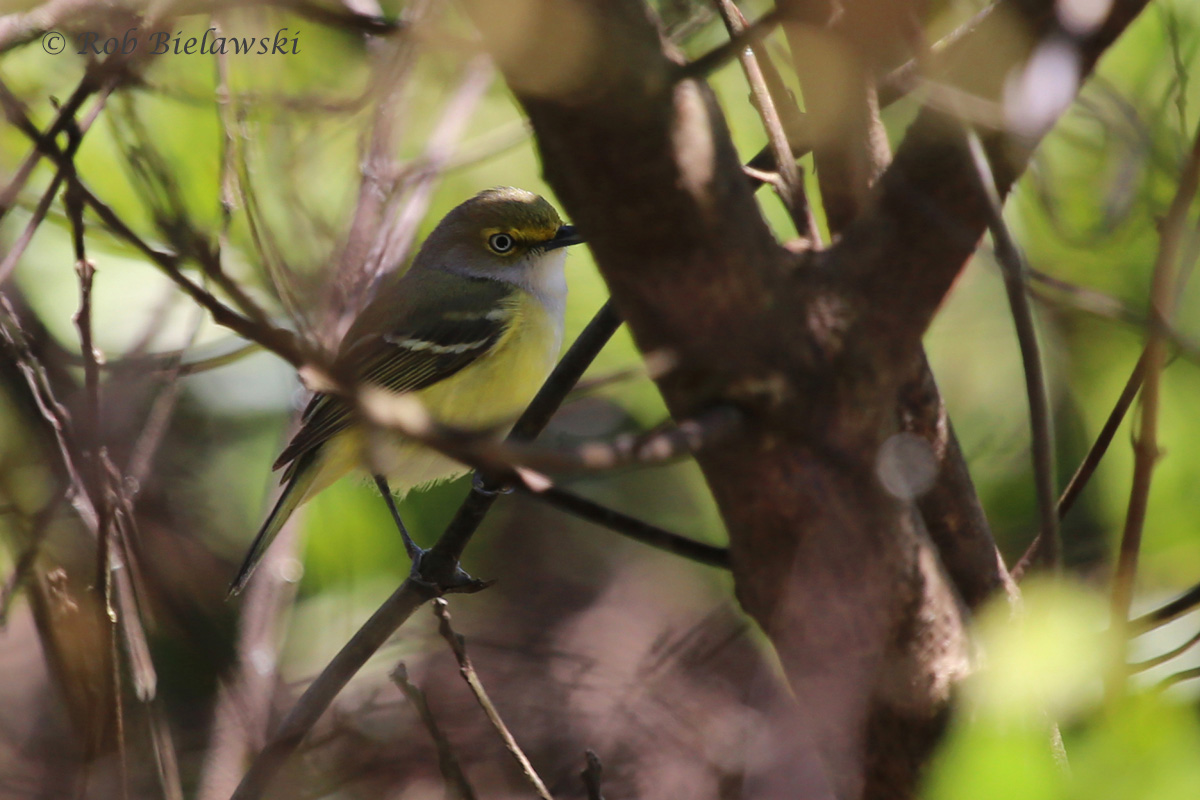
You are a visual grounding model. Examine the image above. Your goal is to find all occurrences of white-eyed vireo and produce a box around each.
[230,187,582,593]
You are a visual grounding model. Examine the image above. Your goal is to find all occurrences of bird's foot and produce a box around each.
[471,472,513,497]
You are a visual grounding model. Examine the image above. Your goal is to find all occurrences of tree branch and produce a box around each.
[390,662,478,800]
[1107,121,1200,699]
[519,483,731,569]
[434,600,553,800]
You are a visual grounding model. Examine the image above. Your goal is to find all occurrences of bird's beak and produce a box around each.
[545,224,584,251]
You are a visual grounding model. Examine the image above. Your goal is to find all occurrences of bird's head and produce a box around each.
[412,187,583,291]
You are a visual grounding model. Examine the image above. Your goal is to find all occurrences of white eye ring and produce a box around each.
[488,233,515,253]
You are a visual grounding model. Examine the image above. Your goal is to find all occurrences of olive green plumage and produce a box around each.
[230,187,579,595]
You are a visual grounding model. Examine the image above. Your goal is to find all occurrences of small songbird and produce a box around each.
[230,187,582,594]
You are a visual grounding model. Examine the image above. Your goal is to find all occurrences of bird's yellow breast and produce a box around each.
[416,288,563,428]
[314,288,564,496]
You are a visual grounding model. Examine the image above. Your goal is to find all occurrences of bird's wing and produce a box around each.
[273,274,514,474]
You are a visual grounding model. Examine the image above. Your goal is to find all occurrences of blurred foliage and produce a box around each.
[1,0,1199,797]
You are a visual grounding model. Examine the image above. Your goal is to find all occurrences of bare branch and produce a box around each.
[0,84,111,285]
[0,76,312,368]
[581,750,605,800]
[1128,628,1200,674]
[423,300,622,576]
[1108,122,1200,698]
[714,0,812,238]
[897,351,1014,610]
[357,55,495,309]
[1130,579,1200,633]
[434,599,554,800]
[329,0,436,327]
[390,663,478,800]
[520,483,731,569]
[964,128,1059,572]
[778,0,892,235]
[198,515,301,800]
[678,7,782,79]
[1012,350,1148,581]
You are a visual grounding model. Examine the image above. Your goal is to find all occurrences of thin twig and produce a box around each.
[145,696,185,800]
[434,600,553,800]
[964,129,1060,572]
[581,750,605,800]
[1128,627,1200,673]
[1156,666,1200,691]
[0,63,112,223]
[63,127,112,609]
[123,306,206,485]
[1026,267,1200,365]
[421,301,623,576]
[111,605,130,800]
[0,494,64,624]
[59,339,261,377]
[373,403,741,485]
[104,454,158,702]
[0,298,93,527]
[1109,124,1200,700]
[390,663,478,800]
[1012,351,1148,581]
[0,77,311,368]
[0,86,110,286]
[520,484,731,570]
[1130,580,1200,633]
[714,0,811,238]
[197,514,301,800]
[678,7,782,79]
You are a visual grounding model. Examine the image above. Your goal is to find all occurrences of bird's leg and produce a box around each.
[373,475,424,563]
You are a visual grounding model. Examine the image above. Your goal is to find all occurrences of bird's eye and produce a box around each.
[488,233,516,254]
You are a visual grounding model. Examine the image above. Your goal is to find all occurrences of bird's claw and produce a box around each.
[472,472,512,497]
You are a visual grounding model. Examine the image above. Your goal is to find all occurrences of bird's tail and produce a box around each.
[228,450,319,597]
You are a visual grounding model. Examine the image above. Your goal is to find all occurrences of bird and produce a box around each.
[230,187,583,595]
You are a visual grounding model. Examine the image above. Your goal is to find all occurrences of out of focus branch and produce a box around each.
[329,0,436,328]
[679,7,782,79]
[355,55,494,313]
[1128,628,1200,674]
[1130,579,1200,633]
[581,750,605,800]
[0,78,113,285]
[714,0,812,238]
[964,129,1059,572]
[1012,351,1148,581]
[0,77,312,368]
[390,663,478,800]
